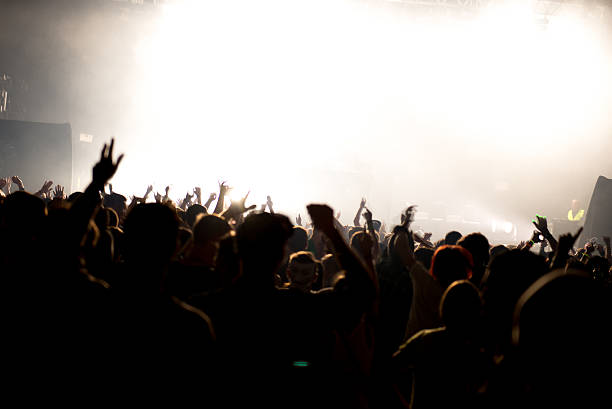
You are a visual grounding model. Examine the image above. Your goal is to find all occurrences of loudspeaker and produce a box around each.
[581,176,612,247]
[0,119,72,193]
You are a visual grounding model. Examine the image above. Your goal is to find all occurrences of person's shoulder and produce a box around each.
[394,327,446,359]
[311,287,334,296]
[169,295,216,340]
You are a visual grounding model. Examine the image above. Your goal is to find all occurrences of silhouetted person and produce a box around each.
[393,280,487,409]
[458,232,490,287]
[445,230,462,245]
[511,269,612,409]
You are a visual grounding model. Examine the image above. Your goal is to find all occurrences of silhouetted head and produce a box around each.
[430,245,473,289]
[237,212,293,282]
[512,269,612,405]
[489,244,508,261]
[350,230,379,261]
[321,253,342,288]
[414,246,434,270]
[0,191,47,241]
[440,280,482,334]
[348,226,364,239]
[67,191,82,202]
[457,232,490,287]
[287,251,320,292]
[186,204,207,228]
[193,214,231,246]
[444,231,462,246]
[372,219,382,232]
[287,226,309,254]
[122,203,179,266]
[103,192,127,221]
[481,249,548,351]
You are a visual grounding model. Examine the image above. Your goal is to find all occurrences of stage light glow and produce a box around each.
[104,0,612,235]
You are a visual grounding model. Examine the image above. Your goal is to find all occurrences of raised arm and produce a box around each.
[266,195,275,214]
[220,191,256,223]
[363,206,380,261]
[533,214,558,252]
[193,186,202,205]
[308,203,377,296]
[143,184,153,203]
[11,176,25,192]
[213,181,230,215]
[353,197,366,227]
[550,227,582,270]
[70,138,123,245]
[204,192,217,211]
[34,180,53,199]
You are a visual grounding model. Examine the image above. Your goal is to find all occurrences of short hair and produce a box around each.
[288,251,320,284]
[193,214,231,245]
[415,246,435,270]
[430,245,473,289]
[186,204,207,228]
[444,231,462,246]
[237,212,293,262]
[122,203,179,262]
[289,250,318,265]
[440,280,482,331]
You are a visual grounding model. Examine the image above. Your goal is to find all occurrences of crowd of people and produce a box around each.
[1,139,611,408]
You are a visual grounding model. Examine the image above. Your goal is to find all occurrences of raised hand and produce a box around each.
[401,205,417,229]
[181,191,194,210]
[0,177,7,190]
[530,230,542,244]
[11,176,24,191]
[35,180,53,198]
[144,184,154,199]
[558,227,583,254]
[266,195,274,214]
[163,186,170,202]
[296,213,302,226]
[532,214,549,234]
[363,206,373,223]
[92,138,124,189]
[154,192,162,203]
[4,177,12,194]
[307,204,336,235]
[53,184,65,200]
[208,192,217,201]
[552,226,583,269]
[193,186,202,204]
[224,191,256,219]
[219,181,231,196]
[354,198,366,226]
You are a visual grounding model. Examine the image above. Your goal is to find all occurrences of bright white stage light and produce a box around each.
[109,0,612,224]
